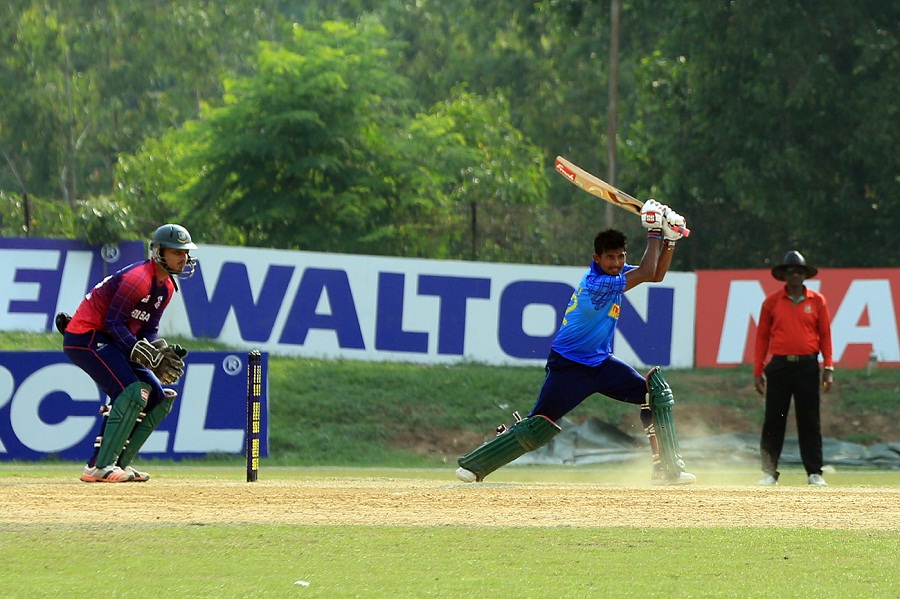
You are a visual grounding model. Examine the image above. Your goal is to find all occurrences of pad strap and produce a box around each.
[458,415,560,482]
[95,382,150,468]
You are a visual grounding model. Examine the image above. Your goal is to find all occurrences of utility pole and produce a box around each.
[606,0,621,226]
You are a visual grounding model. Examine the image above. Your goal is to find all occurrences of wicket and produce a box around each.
[246,350,262,482]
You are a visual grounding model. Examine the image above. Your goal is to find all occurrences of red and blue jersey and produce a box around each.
[551,260,636,367]
[67,260,175,353]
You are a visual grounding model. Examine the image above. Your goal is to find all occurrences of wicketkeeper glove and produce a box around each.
[151,339,186,385]
[131,339,185,384]
[131,338,166,369]
[640,199,665,232]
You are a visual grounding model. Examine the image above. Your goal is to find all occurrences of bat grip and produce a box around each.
[673,225,691,237]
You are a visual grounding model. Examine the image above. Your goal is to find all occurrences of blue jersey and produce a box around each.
[551,261,635,367]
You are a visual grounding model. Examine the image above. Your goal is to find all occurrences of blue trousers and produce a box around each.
[529,350,649,425]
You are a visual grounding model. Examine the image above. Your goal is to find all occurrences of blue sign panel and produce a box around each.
[0,351,268,461]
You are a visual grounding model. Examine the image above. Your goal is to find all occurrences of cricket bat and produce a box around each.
[554,156,690,237]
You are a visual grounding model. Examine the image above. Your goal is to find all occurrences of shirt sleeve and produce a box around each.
[753,296,773,376]
[817,295,834,368]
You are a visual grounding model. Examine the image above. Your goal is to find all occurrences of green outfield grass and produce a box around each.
[3,523,897,598]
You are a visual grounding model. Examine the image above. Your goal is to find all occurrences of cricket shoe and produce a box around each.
[652,468,696,486]
[455,467,477,483]
[807,474,827,486]
[80,465,135,483]
[757,475,778,486]
[122,465,150,482]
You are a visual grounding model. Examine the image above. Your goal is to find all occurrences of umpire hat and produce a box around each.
[771,250,818,281]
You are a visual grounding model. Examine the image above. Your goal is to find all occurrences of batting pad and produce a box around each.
[117,389,176,468]
[95,382,150,469]
[647,367,688,480]
[458,415,561,482]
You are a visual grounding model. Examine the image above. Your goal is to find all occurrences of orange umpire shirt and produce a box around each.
[754,286,834,376]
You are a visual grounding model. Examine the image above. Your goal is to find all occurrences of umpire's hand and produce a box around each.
[753,375,765,395]
[822,369,834,393]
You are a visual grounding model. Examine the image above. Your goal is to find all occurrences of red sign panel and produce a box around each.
[696,269,900,368]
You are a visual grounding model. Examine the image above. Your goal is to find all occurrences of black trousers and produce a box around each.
[760,359,823,478]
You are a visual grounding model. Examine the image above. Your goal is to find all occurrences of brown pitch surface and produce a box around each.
[2,476,897,530]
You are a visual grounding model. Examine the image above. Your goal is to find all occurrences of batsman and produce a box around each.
[456,201,695,485]
[60,224,197,482]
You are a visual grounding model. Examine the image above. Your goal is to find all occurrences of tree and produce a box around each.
[418,88,548,262]
[0,0,288,211]
[117,19,550,259]
[627,0,899,268]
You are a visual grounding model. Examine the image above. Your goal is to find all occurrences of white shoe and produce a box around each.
[808,474,827,486]
[122,465,150,482]
[455,467,477,483]
[80,465,134,483]
[652,470,696,485]
[757,475,778,486]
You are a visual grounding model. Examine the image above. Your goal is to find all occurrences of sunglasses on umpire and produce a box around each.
[784,267,806,276]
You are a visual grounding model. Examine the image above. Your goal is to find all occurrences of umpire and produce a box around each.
[753,251,834,486]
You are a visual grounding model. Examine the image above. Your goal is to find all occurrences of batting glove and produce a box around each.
[640,199,665,232]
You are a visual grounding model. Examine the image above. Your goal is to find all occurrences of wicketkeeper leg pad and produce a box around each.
[646,367,688,480]
[457,415,561,482]
[94,382,150,469]
[117,389,177,468]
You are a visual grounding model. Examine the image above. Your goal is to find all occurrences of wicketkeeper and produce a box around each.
[456,201,695,485]
[60,224,197,482]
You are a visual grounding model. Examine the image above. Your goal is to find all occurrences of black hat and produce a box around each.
[771,250,817,281]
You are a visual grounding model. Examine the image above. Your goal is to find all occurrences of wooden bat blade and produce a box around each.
[554,156,690,237]
[554,156,642,215]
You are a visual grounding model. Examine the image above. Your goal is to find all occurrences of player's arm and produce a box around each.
[649,207,686,282]
[625,200,666,291]
[624,238,664,291]
[753,299,774,394]
[818,297,835,392]
[650,239,675,281]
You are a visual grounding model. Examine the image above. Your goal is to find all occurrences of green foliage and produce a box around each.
[0,191,77,238]
[627,0,898,268]
[118,19,549,259]
[182,18,421,251]
[1,1,896,268]
[0,0,288,203]
[73,195,136,245]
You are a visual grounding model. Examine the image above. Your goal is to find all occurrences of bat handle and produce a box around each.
[673,224,691,238]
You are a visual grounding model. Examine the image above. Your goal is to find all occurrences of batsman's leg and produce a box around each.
[640,402,662,472]
[456,414,561,482]
[116,389,178,482]
[646,367,695,485]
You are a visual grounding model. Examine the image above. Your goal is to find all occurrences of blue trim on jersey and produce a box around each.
[550,261,635,366]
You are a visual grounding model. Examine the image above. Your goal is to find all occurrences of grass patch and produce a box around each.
[1,522,897,598]
[4,332,900,466]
